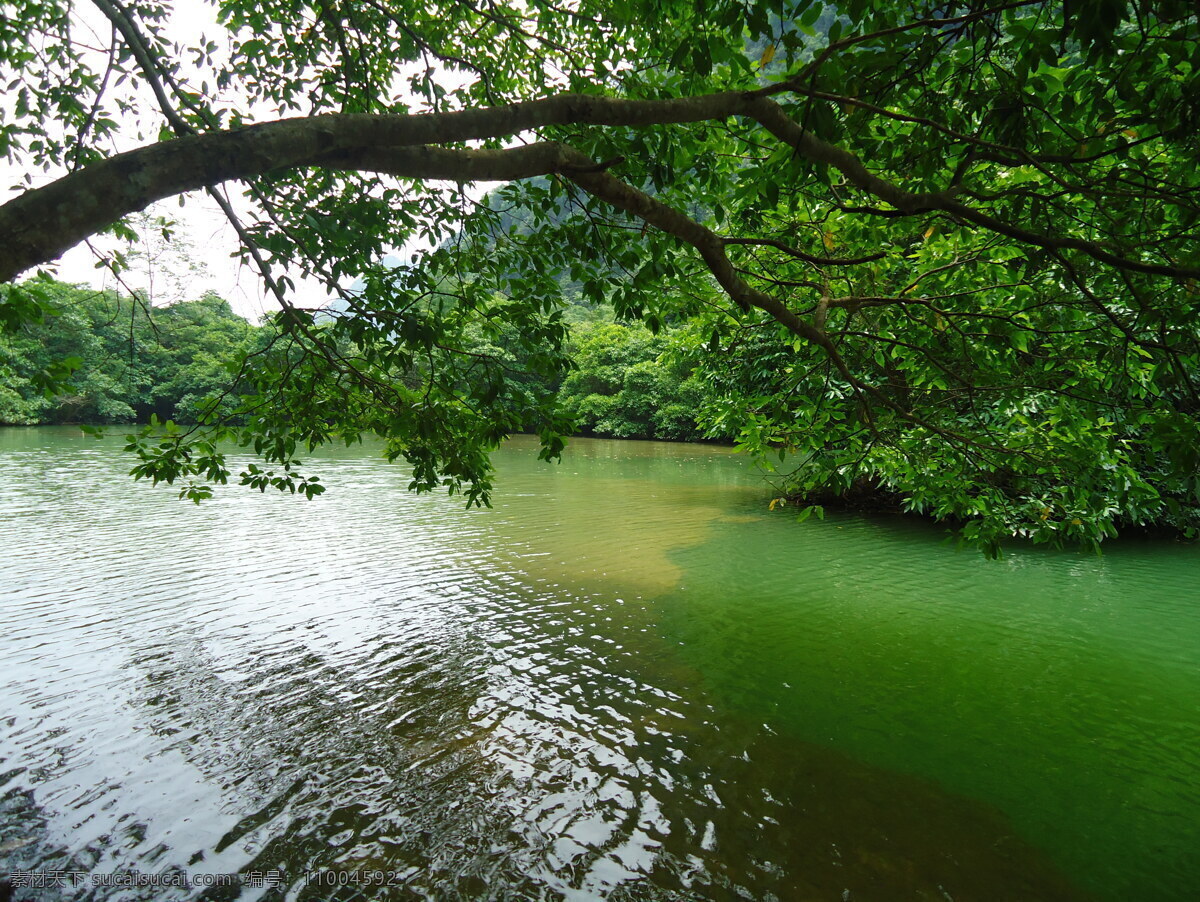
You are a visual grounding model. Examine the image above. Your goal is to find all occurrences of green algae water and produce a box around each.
[0,427,1196,900]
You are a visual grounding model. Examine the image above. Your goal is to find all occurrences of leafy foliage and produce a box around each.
[2,0,1199,549]
[560,322,713,442]
[0,280,259,425]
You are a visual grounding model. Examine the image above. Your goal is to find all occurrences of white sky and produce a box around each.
[3,1,512,322]
[1,1,339,322]
[46,194,336,322]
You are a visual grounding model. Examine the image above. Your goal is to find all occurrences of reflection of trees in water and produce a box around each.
[0,787,77,902]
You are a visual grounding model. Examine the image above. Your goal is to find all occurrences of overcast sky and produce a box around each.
[3,0,510,322]
[2,1,340,322]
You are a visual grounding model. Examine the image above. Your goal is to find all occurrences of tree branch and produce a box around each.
[4,87,1198,285]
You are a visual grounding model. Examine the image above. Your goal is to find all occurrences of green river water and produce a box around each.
[0,427,1197,901]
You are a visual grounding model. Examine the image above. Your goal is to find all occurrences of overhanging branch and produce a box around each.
[3,88,1198,285]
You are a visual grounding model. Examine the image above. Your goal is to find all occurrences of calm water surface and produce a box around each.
[0,427,1197,900]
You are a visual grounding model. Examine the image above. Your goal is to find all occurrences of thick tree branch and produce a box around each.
[4,88,1198,284]
[0,91,756,281]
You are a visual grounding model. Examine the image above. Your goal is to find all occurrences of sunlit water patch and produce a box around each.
[1,428,1196,900]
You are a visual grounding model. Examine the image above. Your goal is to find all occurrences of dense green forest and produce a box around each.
[0,279,718,443]
[0,281,259,426]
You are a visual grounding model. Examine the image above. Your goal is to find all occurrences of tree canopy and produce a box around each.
[2,0,1199,551]
[0,279,260,424]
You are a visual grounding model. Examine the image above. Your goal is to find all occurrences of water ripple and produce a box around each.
[3,429,1190,900]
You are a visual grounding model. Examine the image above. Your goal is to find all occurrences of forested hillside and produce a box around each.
[0,281,259,425]
[1,278,720,443]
